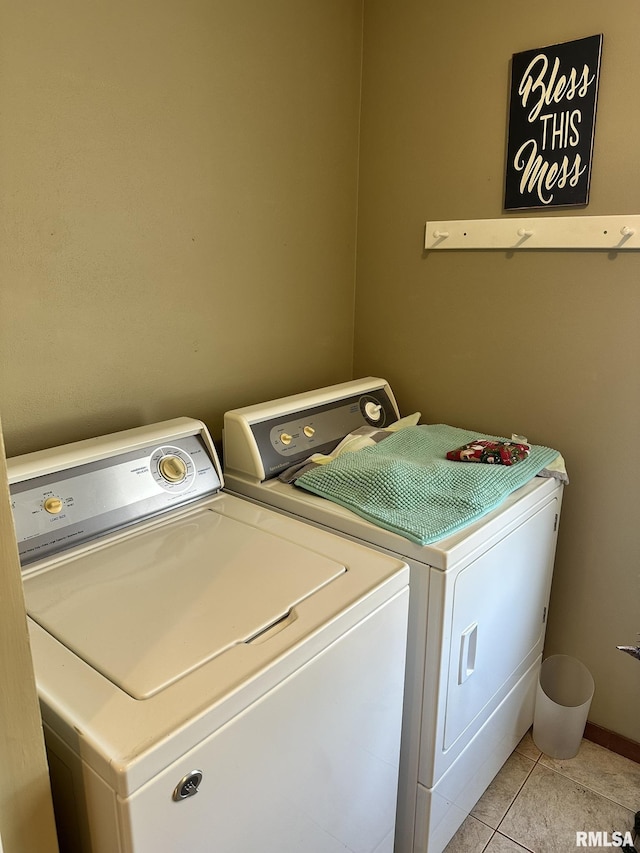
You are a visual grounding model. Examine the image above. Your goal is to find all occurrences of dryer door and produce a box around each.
[443,497,559,749]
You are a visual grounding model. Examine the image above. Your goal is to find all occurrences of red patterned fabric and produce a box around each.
[446,439,530,466]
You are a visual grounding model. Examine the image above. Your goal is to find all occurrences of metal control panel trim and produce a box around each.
[248,388,397,479]
[10,434,221,566]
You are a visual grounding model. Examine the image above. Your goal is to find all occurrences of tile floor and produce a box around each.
[444,731,640,853]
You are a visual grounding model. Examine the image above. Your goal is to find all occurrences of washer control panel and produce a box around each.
[9,426,222,567]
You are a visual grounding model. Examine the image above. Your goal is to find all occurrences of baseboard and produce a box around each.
[584,722,640,765]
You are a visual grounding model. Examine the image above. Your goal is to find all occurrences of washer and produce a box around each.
[223,378,564,853]
[8,417,409,853]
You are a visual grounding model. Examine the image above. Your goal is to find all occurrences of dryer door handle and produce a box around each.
[458,622,478,684]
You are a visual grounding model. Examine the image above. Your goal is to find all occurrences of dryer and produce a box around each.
[8,417,409,853]
[223,378,564,853]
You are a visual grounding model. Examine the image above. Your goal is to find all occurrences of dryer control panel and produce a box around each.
[223,378,400,481]
[8,419,222,567]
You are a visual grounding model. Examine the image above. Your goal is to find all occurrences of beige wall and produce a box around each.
[0,422,58,852]
[355,2,640,741]
[0,0,363,458]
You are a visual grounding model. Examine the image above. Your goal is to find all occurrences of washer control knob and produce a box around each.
[364,401,382,422]
[280,432,292,446]
[43,497,63,514]
[303,426,315,438]
[159,455,187,483]
[173,770,203,801]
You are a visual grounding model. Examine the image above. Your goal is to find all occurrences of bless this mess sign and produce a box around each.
[504,34,603,210]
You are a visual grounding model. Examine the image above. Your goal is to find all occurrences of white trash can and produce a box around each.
[532,655,594,759]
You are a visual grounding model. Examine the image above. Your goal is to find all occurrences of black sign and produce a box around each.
[504,34,603,210]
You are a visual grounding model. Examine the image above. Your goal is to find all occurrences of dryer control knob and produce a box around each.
[280,433,293,446]
[303,426,315,438]
[159,455,187,483]
[365,401,382,421]
[43,497,63,514]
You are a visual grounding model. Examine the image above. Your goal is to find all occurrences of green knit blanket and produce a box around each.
[295,424,561,545]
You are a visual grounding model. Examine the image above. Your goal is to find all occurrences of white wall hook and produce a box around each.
[425,216,640,250]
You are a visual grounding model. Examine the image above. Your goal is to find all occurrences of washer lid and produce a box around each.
[23,509,346,699]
